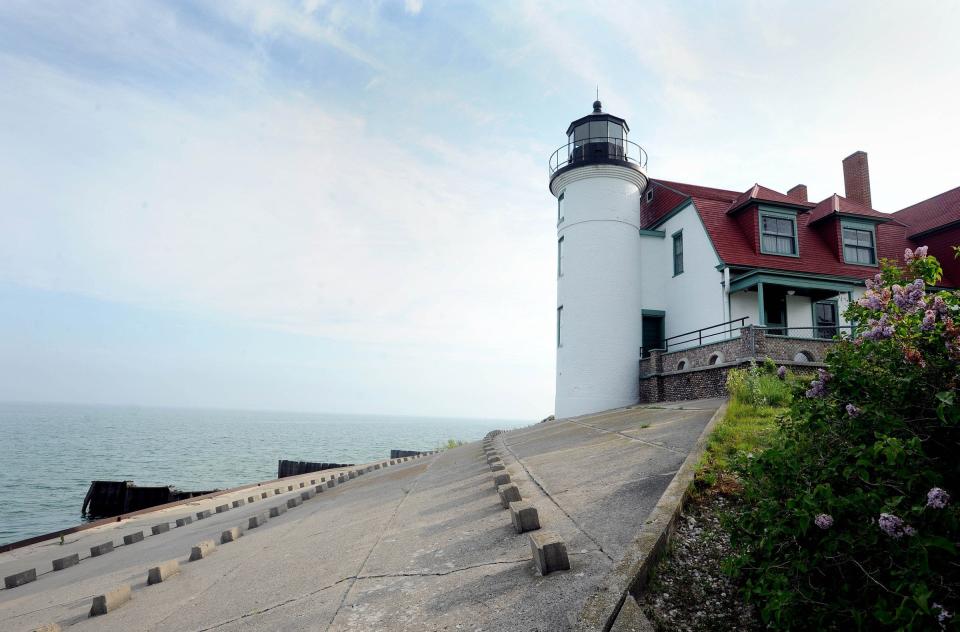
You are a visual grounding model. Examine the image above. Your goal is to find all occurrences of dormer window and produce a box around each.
[759,210,799,257]
[841,220,877,265]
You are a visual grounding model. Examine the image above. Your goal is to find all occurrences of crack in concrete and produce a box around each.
[324,457,435,631]
[497,438,617,564]
[563,418,686,455]
[357,558,529,579]
[193,576,353,631]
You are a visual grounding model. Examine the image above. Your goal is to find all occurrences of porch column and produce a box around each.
[757,282,766,326]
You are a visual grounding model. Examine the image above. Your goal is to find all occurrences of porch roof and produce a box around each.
[729,270,864,294]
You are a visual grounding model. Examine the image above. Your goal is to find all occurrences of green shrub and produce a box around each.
[728,249,960,630]
[726,360,795,408]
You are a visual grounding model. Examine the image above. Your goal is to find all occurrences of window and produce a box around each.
[842,223,877,265]
[814,300,839,339]
[556,306,563,347]
[646,189,654,203]
[557,236,564,277]
[557,191,564,224]
[760,212,798,256]
[672,231,684,275]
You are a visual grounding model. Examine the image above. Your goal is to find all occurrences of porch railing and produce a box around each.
[641,317,749,357]
[763,325,854,340]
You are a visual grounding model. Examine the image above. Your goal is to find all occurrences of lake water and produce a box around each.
[0,402,525,546]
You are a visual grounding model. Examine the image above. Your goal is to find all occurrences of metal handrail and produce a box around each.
[662,317,749,351]
[762,325,854,340]
[548,136,648,176]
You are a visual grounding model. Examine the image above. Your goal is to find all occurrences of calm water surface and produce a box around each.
[0,402,525,545]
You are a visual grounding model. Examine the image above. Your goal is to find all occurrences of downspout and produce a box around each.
[723,266,731,338]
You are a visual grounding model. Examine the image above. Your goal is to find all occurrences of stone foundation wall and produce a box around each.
[639,326,831,403]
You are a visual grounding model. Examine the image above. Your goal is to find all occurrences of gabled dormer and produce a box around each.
[809,193,894,267]
[725,184,815,257]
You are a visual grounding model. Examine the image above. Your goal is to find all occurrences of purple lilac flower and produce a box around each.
[863,315,895,340]
[892,279,926,312]
[932,295,949,316]
[878,512,915,539]
[805,371,829,398]
[845,403,860,417]
[922,310,937,331]
[905,248,914,264]
[777,365,787,380]
[933,603,952,626]
[927,487,951,509]
[915,245,929,259]
[814,514,833,529]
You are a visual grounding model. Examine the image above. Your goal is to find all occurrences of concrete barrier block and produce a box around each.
[260,491,269,499]
[374,463,381,470]
[220,527,241,543]
[287,485,294,491]
[338,474,346,483]
[497,483,522,509]
[286,496,302,509]
[189,540,216,561]
[176,516,193,528]
[529,531,570,575]
[4,568,37,589]
[215,504,230,513]
[52,553,80,571]
[90,541,114,557]
[310,479,317,485]
[300,489,315,501]
[248,512,268,529]
[348,471,356,479]
[232,499,246,508]
[151,523,171,536]
[269,504,287,517]
[493,473,511,488]
[487,456,501,465]
[366,466,373,473]
[491,464,506,473]
[326,479,335,489]
[275,488,283,495]
[389,460,395,465]
[123,531,144,545]
[196,510,211,520]
[509,501,541,533]
[247,495,257,503]
[298,482,305,488]
[89,584,131,617]
[147,559,180,585]
[315,485,324,494]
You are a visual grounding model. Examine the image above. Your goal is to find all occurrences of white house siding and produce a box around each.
[729,290,760,330]
[786,295,814,337]
[555,169,644,419]
[639,202,724,351]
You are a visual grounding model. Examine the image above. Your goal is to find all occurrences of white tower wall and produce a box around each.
[553,165,647,418]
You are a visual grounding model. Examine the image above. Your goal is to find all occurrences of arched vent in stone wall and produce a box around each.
[793,350,815,362]
[708,352,724,365]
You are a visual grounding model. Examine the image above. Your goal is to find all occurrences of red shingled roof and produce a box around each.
[893,185,960,237]
[808,193,896,224]
[642,179,911,281]
[726,183,815,214]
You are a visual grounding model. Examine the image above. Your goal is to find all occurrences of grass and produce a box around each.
[697,398,784,488]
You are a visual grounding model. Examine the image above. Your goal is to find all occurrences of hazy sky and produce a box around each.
[1,1,958,419]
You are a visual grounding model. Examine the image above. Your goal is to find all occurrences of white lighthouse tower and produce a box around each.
[550,101,649,418]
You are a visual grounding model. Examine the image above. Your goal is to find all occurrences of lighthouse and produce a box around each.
[549,101,649,418]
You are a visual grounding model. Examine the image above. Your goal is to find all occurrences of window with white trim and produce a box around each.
[557,191,565,224]
[558,236,564,277]
[672,231,683,275]
[556,306,563,347]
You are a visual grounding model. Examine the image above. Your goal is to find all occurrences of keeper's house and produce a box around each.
[550,101,960,417]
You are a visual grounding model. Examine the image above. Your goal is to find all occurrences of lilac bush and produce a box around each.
[731,249,960,630]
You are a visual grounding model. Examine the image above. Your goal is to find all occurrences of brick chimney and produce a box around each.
[786,184,808,202]
[842,150,872,208]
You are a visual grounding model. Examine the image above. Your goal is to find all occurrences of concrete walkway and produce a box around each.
[0,399,723,631]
